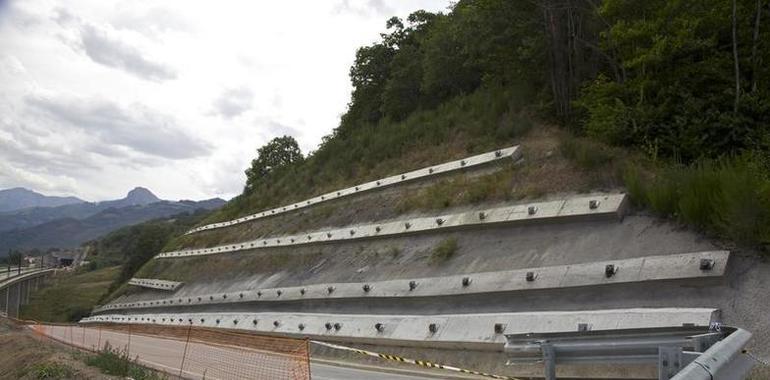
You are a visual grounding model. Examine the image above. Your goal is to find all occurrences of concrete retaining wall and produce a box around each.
[186,145,522,235]
[128,278,183,291]
[97,251,728,313]
[159,193,628,259]
[81,308,719,350]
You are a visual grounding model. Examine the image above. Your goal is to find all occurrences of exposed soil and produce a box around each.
[0,318,118,380]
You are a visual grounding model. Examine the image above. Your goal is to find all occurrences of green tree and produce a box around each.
[380,12,437,120]
[244,136,304,193]
[575,0,770,160]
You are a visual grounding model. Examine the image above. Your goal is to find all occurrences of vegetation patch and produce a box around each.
[20,266,120,322]
[623,154,770,252]
[430,238,458,263]
[83,344,166,380]
[27,362,75,380]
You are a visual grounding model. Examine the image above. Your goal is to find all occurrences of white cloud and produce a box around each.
[78,24,177,82]
[211,87,254,119]
[25,93,209,159]
[0,0,451,201]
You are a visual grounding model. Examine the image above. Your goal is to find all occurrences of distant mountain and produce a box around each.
[102,187,160,208]
[0,187,167,233]
[0,198,225,255]
[0,187,84,212]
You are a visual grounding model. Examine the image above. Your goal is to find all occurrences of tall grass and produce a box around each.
[84,343,166,380]
[28,362,75,379]
[623,153,770,251]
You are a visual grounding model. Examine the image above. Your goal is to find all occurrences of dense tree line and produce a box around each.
[331,0,769,161]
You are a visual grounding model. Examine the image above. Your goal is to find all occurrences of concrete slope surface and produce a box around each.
[96,172,770,377]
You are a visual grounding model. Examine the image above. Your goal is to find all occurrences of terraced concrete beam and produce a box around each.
[186,145,522,235]
[81,308,720,350]
[97,250,727,313]
[128,278,183,291]
[158,193,628,259]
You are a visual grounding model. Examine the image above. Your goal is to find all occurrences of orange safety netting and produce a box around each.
[29,322,310,380]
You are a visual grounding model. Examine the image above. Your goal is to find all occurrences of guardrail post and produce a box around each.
[658,346,683,380]
[541,342,556,380]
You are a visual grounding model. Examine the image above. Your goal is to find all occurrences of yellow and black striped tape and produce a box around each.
[312,340,520,380]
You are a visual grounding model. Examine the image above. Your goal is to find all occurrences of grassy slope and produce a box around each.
[21,266,120,323]
[165,125,625,250]
[130,125,631,287]
[130,85,766,300]
[196,86,535,227]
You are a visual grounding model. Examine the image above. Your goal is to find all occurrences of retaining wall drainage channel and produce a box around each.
[81,308,719,350]
[158,193,628,259]
[97,251,728,313]
[186,146,522,235]
[128,278,183,291]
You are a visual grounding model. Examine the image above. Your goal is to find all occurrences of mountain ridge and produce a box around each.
[0,186,226,255]
[0,187,84,213]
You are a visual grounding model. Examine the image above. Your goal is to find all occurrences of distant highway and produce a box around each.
[0,267,38,281]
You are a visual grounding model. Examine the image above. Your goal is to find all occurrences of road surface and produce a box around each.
[33,324,437,380]
[311,363,436,380]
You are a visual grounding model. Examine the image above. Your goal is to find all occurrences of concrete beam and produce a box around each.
[81,308,719,350]
[159,193,628,259]
[186,146,522,235]
[97,250,728,313]
[128,278,183,291]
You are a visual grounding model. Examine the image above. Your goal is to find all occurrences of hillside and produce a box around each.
[83,1,769,378]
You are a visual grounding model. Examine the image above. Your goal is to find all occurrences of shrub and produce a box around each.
[560,136,615,170]
[84,343,165,380]
[387,246,401,259]
[430,237,458,263]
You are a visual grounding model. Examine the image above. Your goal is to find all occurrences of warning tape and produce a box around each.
[311,340,521,380]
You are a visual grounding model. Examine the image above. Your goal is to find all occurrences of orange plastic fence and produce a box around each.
[29,322,311,380]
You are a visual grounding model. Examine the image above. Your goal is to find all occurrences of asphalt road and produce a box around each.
[34,324,435,380]
[310,363,435,380]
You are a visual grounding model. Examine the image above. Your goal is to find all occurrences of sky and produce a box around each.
[0,0,451,201]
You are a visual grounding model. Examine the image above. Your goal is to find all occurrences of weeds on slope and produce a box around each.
[83,343,166,380]
[27,362,75,379]
[430,238,459,263]
[623,153,770,252]
[202,85,534,227]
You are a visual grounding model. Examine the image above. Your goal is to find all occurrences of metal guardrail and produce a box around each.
[504,325,755,380]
